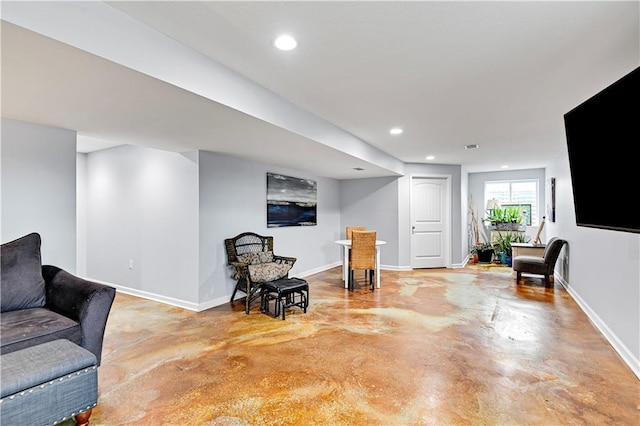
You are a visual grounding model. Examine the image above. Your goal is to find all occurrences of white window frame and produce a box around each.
[484,179,539,226]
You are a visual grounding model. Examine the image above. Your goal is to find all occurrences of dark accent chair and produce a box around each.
[224,232,297,314]
[513,237,567,287]
[1,233,116,366]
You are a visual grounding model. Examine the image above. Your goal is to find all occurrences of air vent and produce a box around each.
[464,144,480,150]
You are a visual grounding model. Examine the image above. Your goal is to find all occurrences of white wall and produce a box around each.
[340,176,400,266]
[1,119,77,271]
[547,149,640,378]
[84,145,200,308]
[76,153,88,277]
[198,151,342,307]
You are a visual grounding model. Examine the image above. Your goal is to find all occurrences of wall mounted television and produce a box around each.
[564,66,640,234]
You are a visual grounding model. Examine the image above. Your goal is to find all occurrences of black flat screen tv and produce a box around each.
[564,66,640,234]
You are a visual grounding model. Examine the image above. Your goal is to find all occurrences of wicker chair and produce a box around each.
[348,230,376,292]
[224,232,297,314]
[345,226,367,266]
[346,226,367,240]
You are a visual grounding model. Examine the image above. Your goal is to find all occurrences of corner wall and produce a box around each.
[84,145,200,307]
[198,151,342,308]
[340,176,400,267]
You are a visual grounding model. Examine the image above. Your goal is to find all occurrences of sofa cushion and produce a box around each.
[1,233,46,313]
[248,262,292,283]
[0,308,81,355]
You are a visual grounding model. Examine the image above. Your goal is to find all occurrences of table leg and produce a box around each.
[343,245,349,288]
[376,247,381,288]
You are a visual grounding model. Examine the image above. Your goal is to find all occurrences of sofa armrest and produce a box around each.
[42,265,116,366]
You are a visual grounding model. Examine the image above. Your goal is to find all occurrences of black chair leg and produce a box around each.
[244,279,252,314]
[349,269,354,291]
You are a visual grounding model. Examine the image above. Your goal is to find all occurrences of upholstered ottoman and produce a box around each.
[0,339,98,426]
[261,277,309,320]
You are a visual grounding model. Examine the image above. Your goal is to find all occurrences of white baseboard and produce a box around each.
[380,264,413,271]
[110,284,201,311]
[292,261,341,278]
[557,274,640,380]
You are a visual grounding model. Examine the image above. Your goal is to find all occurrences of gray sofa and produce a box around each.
[1,232,116,366]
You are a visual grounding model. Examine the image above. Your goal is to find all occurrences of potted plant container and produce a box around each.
[472,242,494,263]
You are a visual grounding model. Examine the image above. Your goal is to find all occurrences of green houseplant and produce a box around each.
[484,206,526,231]
[493,231,531,265]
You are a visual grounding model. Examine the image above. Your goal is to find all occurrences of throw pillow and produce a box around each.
[1,232,46,312]
[237,252,258,265]
[248,262,292,283]
[256,251,274,264]
[237,251,274,265]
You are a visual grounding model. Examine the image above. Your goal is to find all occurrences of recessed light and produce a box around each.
[274,34,297,51]
[501,165,509,169]
[353,167,365,171]
[426,155,435,160]
[389,127,403,135]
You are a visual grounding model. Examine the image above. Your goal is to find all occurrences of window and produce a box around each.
[484,180,539,225]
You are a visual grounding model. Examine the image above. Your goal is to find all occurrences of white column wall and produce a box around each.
[1,119,77,271]
[85,145,200,307]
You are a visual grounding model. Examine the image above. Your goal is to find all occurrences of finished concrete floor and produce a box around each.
[89,264,639,425]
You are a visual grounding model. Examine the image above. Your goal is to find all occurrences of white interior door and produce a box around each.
[411,177,449,269]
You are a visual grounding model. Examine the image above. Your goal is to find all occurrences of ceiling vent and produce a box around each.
[464,144,480,150]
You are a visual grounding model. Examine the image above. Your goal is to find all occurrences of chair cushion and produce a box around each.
[237,251,274,265]
[0,308,81,355]
[512,255,547,275]
[1,233,46,313]
[248,262,292,283]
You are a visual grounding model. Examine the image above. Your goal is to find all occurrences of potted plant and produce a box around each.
[494,231,531,266]
[472,242,494,263]
[493,232,513,264]
[484,206,526,231]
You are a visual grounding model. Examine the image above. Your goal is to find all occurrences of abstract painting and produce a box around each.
[546,177,556,222]
[267,173,317,227]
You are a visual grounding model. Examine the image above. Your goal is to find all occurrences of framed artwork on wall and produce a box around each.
[546,177,556,222]
[267,172,317,227]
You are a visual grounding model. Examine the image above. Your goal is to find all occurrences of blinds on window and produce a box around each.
[484,180,538,225]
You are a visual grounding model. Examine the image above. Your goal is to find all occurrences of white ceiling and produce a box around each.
[2,1,638,179]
